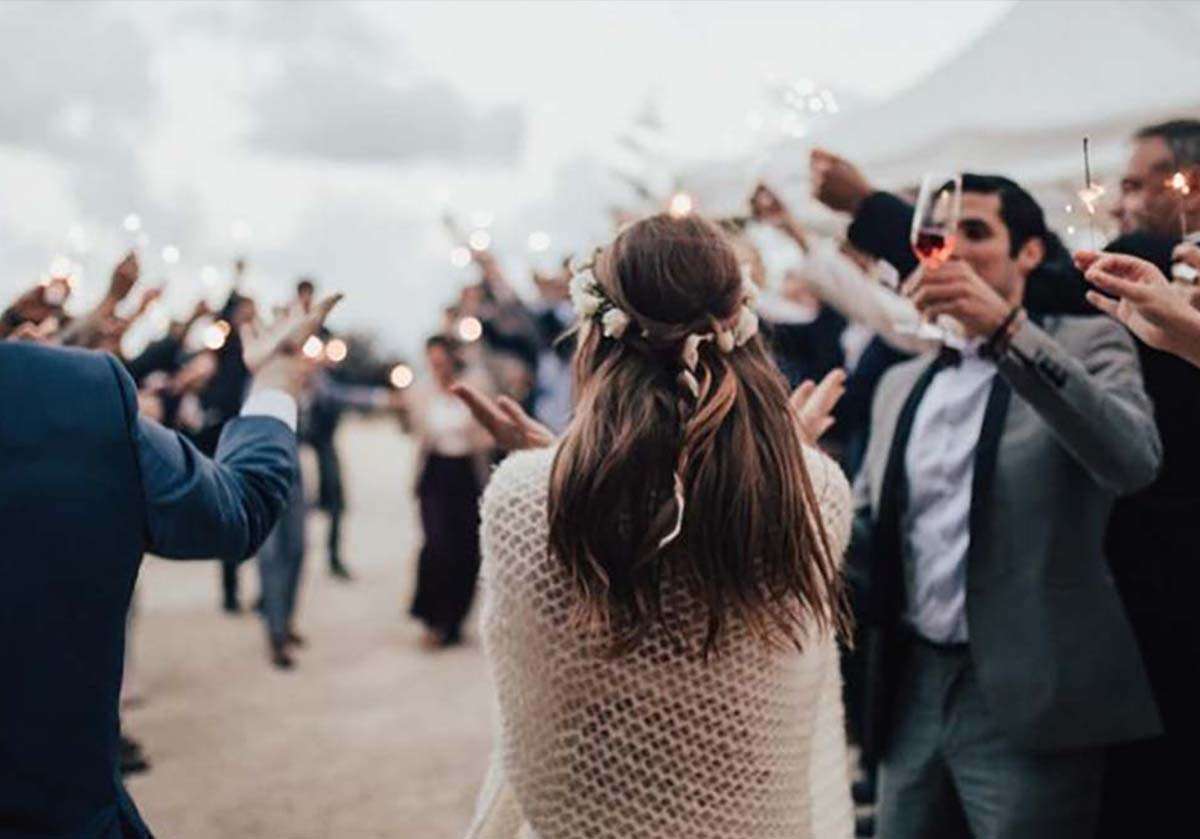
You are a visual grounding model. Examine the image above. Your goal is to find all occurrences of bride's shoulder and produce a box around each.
[801,444,852,554]
[481,446,557,516]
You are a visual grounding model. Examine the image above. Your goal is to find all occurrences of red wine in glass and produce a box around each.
[913,228,956,266]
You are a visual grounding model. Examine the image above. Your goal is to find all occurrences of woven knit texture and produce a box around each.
[466,444,854,839]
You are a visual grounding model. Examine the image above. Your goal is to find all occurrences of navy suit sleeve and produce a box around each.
[107,356,298,561]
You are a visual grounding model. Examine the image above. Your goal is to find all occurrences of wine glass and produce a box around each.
[899,172,966,347]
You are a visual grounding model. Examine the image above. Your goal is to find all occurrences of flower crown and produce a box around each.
[568,267,760,394]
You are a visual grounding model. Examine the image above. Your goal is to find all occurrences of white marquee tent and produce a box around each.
[807,0,1200,192]
[672,0,1200,241]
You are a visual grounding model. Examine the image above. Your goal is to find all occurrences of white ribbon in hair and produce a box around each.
[657,471,687,550]
[676,302,760,399]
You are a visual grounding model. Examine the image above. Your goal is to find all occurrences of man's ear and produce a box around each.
[1016,236,1046,276]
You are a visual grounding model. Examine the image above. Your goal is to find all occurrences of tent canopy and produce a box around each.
[808,0,1200,190]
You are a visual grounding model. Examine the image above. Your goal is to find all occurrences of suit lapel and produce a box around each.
[966,376,1012,570]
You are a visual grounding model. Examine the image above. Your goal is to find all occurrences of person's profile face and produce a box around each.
[953,192,1021,292]
[1117,137,1177,238]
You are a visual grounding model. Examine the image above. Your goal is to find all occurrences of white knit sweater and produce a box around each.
[466,444,854,839]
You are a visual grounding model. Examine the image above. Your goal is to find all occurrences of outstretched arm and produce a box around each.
[113,354,297,561]
[120,293,343,560]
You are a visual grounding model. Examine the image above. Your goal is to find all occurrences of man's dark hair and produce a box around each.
[1135,119,1200,169]
[961,173,1049,258]
[426,333,465,372]
[296,278,315,296]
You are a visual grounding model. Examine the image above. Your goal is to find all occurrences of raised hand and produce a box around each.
[1171,241,1200,282]
[906,259,1012,339]
[810,148,873,216]
[750,183,789,225]
[108,252,140,303]
[450,382,554,451]
[244,293,344,398]
[1076,250,1200,368]
[242,293,343,373]
[5,317,60,344]
[790,368,847,445]
[1,285,58,336]
[750,183,808,249]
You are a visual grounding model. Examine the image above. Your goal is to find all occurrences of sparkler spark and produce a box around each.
[1077,184,1107,215]
[668,192,694,218]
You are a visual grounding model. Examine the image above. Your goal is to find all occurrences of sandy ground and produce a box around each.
[124,417,490,839]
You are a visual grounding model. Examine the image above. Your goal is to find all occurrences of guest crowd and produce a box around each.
[1,114,1199,839]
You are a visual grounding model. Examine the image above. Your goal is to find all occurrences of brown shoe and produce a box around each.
[285,629,306,649]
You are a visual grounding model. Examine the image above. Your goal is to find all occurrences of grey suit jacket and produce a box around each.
[851,315,1163,755]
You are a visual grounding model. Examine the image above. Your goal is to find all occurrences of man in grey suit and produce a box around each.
[852,175,1162,838]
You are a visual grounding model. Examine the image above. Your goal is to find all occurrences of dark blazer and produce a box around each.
[851,315,1163,760]
[0,343,296,838]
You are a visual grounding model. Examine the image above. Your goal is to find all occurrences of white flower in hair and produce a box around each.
[733,305,759,346]
[569,270,603,317]
[739,262,757,292]
[601,307,630,339]
[716,328,736,354]
[681,333,703,370]
[742,277,761,304]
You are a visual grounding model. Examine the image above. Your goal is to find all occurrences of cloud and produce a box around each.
[0,1,168,230]
[0,2,155,152]
[250,187,442,354]
[247,62,525,166]
[231,2,524,167]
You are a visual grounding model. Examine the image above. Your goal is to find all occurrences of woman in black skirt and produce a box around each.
[405,335,492,648]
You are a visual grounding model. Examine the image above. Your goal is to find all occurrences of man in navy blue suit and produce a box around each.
[0,291,340,838]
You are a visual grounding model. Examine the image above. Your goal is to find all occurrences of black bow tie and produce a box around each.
[935,345,963,369]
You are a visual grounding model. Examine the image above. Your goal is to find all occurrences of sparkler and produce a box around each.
[389,363,414,389]
[667,192,694,218]
[527,231,551,253]
[324,338,348,364]
[302,335,325,360]
[1170,170,1192,239]
[1077,138,1105,249]
[457,316,483,342]
[1170,171,1199,283]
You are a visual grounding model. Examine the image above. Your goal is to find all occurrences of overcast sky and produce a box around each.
[0,0,1013,353]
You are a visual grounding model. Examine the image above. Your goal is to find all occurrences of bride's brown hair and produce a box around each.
[548,213,849,657]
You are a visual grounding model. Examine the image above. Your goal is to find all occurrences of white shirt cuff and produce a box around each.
[241,388,298,432]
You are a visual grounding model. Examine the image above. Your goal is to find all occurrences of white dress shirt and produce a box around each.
[241,388,298,432]
[901,342,996,643]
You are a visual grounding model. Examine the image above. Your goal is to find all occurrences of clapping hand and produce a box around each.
[450,382,554,451]
[1076,251,1200,368]
[790,368,846,445]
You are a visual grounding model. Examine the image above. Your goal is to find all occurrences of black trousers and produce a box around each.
[409,455,482,639]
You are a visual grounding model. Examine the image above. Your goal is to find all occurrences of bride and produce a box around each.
[457,213,855,839]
